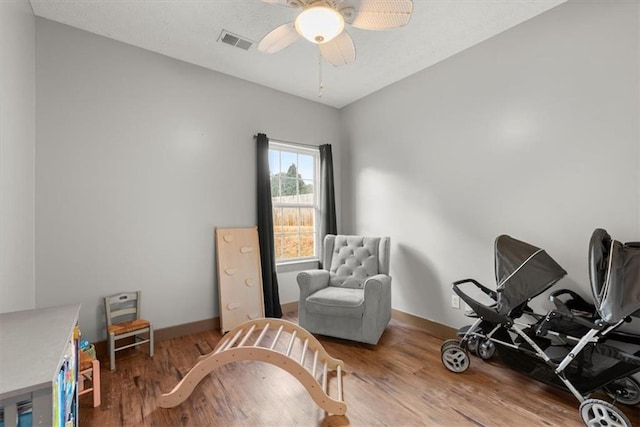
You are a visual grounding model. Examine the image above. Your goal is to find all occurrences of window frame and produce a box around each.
[269,140,321,265]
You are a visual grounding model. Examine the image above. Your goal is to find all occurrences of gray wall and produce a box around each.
[35,19,341,342]
[340,0,640,328]
[0,0,36,313]
[18,0,640,341]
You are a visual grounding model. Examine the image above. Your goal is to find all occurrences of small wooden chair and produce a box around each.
[104,291,154,371]
[78,350,101,407]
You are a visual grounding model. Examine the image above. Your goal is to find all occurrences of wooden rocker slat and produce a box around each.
[285,330,298,357]
[223,328,243,351]
[322,361,328,393]
[269,324,285,350]
[337,365,343,401]
[237,324,256,347]
[312,349,319,377]
[159,318,347,416]
[253,323,270,347]
[300,338,309,365]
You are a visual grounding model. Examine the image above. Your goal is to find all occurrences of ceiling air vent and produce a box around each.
[218,30,254,51]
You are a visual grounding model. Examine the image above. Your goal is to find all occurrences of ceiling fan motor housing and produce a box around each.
[294,1,345,44]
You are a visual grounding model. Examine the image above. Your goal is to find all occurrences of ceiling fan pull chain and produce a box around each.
[318,51,324,98]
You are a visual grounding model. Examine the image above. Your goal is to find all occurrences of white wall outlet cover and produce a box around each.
[451,294,460,309]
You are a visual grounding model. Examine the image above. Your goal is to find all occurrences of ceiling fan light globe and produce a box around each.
[294,5,344,44]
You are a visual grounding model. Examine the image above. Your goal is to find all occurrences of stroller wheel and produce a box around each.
[441,344,470,373]
[579,399,631,427]
[475,339,496,360]
[602,376,640,406]
[440,339,460,354]
[464,335,479,354]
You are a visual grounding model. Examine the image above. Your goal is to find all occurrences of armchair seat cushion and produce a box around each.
[305,287,365,319]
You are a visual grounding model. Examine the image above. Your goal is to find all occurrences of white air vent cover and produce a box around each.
[218,30,254,51]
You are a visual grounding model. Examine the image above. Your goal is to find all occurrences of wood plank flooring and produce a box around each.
[79,315,640,426]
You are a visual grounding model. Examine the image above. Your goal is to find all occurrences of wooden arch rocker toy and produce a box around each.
[159,318,347,415]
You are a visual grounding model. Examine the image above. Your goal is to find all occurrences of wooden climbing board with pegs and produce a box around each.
[158,318,347,415]
[216,227,265,334]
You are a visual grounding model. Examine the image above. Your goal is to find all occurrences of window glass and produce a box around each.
[269,142,319,262]
[280,152,297,174]
[273,207,284,233]
[298,154,314,180]
[268,150,280,173]
[270,175,282,203]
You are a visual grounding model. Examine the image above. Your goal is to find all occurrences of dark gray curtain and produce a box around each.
[256,133,282,318]
[319,144,337,241]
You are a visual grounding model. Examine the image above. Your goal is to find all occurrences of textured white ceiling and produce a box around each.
[29,0,566,108]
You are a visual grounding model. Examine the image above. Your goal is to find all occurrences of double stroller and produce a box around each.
[440,229,640,426]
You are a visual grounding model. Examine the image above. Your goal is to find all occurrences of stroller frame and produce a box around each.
[455,292,630,404]
[442,232,640,427]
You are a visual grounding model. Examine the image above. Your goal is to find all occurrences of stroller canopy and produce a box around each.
[589,228,640,323]
[495,235,567,315]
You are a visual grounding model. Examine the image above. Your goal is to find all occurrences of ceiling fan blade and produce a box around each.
[349,0,413,30]
[257,22,300,54]
[260,0,303,7]
[320,31,356,67]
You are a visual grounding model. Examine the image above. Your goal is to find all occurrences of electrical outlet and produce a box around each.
[451,294,460,309]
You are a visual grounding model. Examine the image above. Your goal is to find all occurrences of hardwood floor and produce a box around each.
[79,315,640,426]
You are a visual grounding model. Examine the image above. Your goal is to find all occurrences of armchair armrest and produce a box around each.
[297,270,330,301]
[363,274,391,299]
[362,274,392,344]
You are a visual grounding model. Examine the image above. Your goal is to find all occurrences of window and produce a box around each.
[269,141,319,262]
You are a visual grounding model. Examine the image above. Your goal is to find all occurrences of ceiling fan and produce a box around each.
[257,0,414,67]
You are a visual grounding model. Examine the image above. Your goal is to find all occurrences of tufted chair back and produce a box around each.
[322,235,391,289]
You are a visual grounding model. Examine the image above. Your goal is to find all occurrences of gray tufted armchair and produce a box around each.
[297,234,391,345]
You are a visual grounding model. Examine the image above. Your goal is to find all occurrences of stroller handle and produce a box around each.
[452,279,511,326]
[452,278,498,300]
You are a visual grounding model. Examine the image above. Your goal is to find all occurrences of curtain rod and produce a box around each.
[253,134,322,149]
